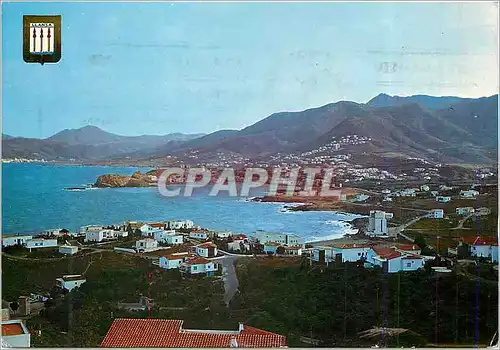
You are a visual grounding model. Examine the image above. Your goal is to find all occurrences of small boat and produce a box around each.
[64,187,87,191]
[64,184,95,191]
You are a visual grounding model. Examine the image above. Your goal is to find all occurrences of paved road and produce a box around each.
[389,213,429,237]
[219,255,242,306]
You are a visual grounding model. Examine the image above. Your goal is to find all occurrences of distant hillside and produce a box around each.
[366,93,474,110]
[2,126,205,161]
[167,94,498,165]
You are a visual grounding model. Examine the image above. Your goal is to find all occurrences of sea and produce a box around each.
[1,163,363,242]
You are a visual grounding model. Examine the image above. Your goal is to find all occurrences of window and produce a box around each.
[358,253,361,256]
[193,266,197,270]
[406,263,411,267]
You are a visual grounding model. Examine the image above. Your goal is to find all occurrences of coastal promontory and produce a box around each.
[94,171,157,188]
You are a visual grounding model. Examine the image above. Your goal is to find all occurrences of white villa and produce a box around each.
[435,196,451,203]
[458,236,498,262]
[152,230,183,245]
[136,238,159,252]
[25,238,58,251]
[460,190,479,198]
[180,257,218,276]
[456,207,475,215]
[189,230,210,240]
[1,234,33,247]
[167,220,195,230]
[429,209,444,219]
[194,242,218,258]
[253,231,305,247]
[84,228,127,242]
[56,275,86,292]
[159,253,189,270]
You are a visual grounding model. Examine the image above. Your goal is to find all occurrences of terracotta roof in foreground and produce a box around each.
[372,246,401,260]
[100,318,287,348]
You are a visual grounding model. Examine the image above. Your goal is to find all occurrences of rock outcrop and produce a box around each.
[94,172,157,188]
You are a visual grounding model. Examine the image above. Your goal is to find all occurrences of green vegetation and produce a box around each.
[411,218,458,230]
[2,251,232,347]
[230,257,498,347]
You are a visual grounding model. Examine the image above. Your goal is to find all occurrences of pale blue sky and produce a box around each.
[2,1,498,138]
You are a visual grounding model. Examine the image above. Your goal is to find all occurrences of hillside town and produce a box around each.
[2,172,498,348]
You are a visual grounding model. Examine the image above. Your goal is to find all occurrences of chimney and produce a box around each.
[230,336,238,348]
[238,323,244,332]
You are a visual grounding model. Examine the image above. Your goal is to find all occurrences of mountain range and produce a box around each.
[2,93,498,165]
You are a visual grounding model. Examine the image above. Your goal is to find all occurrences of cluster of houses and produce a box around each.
[380,184,481,203]
[311,242,428,273]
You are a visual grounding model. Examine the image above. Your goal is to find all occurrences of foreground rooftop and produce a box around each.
[100,318,287,348]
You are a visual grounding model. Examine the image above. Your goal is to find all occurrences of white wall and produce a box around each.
[190,232,208,240]
[159,257,183,269]
[336,247,371,262]
[26,239,58,249]
[2,235,33,247]
[471,245,493,258]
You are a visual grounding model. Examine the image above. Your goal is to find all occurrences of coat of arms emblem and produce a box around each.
[23,15,61,64]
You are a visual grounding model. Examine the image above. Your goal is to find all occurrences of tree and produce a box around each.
[276,246,285,255]
[414,234,427,249]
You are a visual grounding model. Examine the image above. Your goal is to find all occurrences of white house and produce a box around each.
[253,231,305,247]
[56,275,86,291]
[400,189,416,197]
[215,231,232,239]
[167,220,194,230]
[381,189,391,194]
[263,242,281,254]
[312,246,337,263]
[194,242,218,258]
[159,253,189,269]
[1,234,33,247]
[284,246,303,256]
[456,207,475,215]
[227,234,250,252]
[459,236,498,262]
[367,210,393,237]
[331,243,372,262]
[1,319,31,347]
[354,194,370,202]
[460,190,479,198]
[420,185,430,192]
[429,209,444,219]
[435,196,451,203]
[151,230,183,245]
[140,223,167,236]
[180,257,218,276]
[59,245,79,255]
[25,238,58,251]
[439,185,453,191]
[189,230,209,240]
[370,247,425,273]
[80,225,104,235]
[136,238,159,252]
[84,228,126,242]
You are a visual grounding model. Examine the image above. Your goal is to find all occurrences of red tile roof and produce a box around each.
[150,223,166,228]
[232,234,247,240]
[394,244,420,251]
[372,246,401,260]
[2,323,25,336]
[459,236,498,246]
[100,319,287,348]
